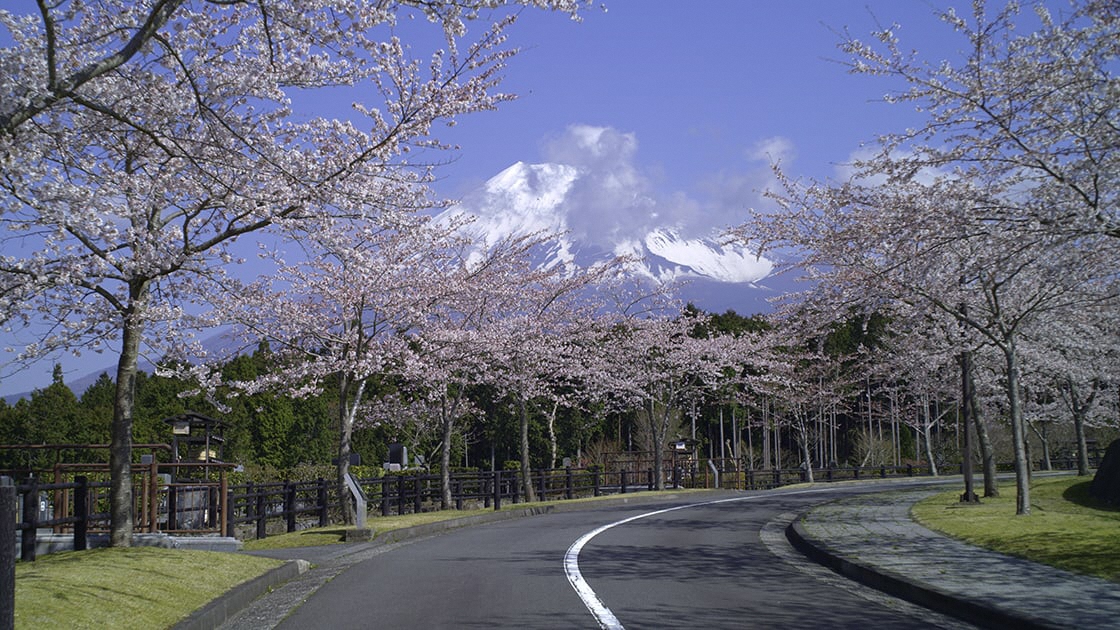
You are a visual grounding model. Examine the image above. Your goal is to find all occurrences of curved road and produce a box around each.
[273,483,971,629]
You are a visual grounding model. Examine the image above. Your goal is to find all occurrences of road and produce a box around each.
[272,484,971,629]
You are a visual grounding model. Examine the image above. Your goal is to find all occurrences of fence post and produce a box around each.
[620,469,628,494]
[168,482,178,532]
[227,487,237,538]
[380,478,390,517]
[1,477,15,630]
[566,467,573,500]
[284,482,296,533]
[413,477,422,514]
[880,465,887,478]
[492,471,502,511]
[318,479,329,527]
[593,469,601,497]
[255,485,267,540]
[74,476,88,552]
[397,476,406,515]
[647,468,653,491]
[536,470,545,502]
[245,481,255,534]
[21,477,38,562]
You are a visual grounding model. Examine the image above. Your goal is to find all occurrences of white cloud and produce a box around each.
[748,136,796,164]
[539,124,783,246]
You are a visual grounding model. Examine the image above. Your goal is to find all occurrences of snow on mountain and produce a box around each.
[441,161,774,306]
[644,227,771,285]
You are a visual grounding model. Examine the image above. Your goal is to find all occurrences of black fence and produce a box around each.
[6,475,108,562]
[225,463,935,541]
[4,454,1100,553]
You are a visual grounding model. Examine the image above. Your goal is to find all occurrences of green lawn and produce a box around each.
[912,476,1120,583]
[15,547,282,630]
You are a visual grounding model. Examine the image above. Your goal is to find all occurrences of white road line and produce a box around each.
[563,479,953,628]
[562,489,817,629]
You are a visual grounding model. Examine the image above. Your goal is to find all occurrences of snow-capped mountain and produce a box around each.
[441,161,777,313]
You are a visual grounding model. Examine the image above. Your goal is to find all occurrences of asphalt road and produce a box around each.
[274,485,970,629]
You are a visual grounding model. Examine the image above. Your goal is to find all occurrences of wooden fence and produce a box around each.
[4,454,1098,556]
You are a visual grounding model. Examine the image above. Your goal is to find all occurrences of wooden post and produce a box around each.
[255,485,266,540]
[318,478,329,528]
[21,477,38,562]
[220,471,229,537]
[149,460,159,532]
[1,477,16,630]
[74,476,88,552]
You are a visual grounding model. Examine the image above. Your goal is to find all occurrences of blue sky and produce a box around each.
[1,0,1018,396]
[434,0,948,196]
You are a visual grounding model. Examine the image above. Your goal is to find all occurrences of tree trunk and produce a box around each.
[761,404,771,470]
[441,402,454,509]
[109,281,149,547]
[1003,344,1031,515]
[336,375,366,525]
[923,421,938,477]
[1029,422,1052,471]
[647,397,668,491]
[1067,380,1093,476]
[967,368,999,498]
[519,398,535,502]
[797,417,814,483]
[546,399,559,470]
[1074,405,1090,476]
[109,315,141,546]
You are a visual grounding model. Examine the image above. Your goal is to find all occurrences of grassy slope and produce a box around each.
[912,476,1120,583]
[15,547,282,629]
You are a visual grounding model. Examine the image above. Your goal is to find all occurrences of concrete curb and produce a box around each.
[172,559,309,630]
[785,513,1061,630]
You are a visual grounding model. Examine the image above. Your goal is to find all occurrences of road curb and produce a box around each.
[785,509,1060,630]
[172,559,309,630]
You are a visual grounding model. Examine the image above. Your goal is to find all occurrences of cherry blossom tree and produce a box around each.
[1023,303,1120,475]
[0,0,586,545]
[840,0,1119,241]
[596,311,746,490]
[733,0,1119,515]
[199,216,478,522]
[412,233,623,504]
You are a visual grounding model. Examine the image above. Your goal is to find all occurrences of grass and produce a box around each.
[912,475,1120,583]
[15,547,282,630]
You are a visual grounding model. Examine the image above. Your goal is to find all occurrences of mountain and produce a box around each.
[441,161,780,313]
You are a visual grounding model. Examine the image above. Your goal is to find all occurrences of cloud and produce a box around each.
[542,124,780,246]
[748,136,796,164]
